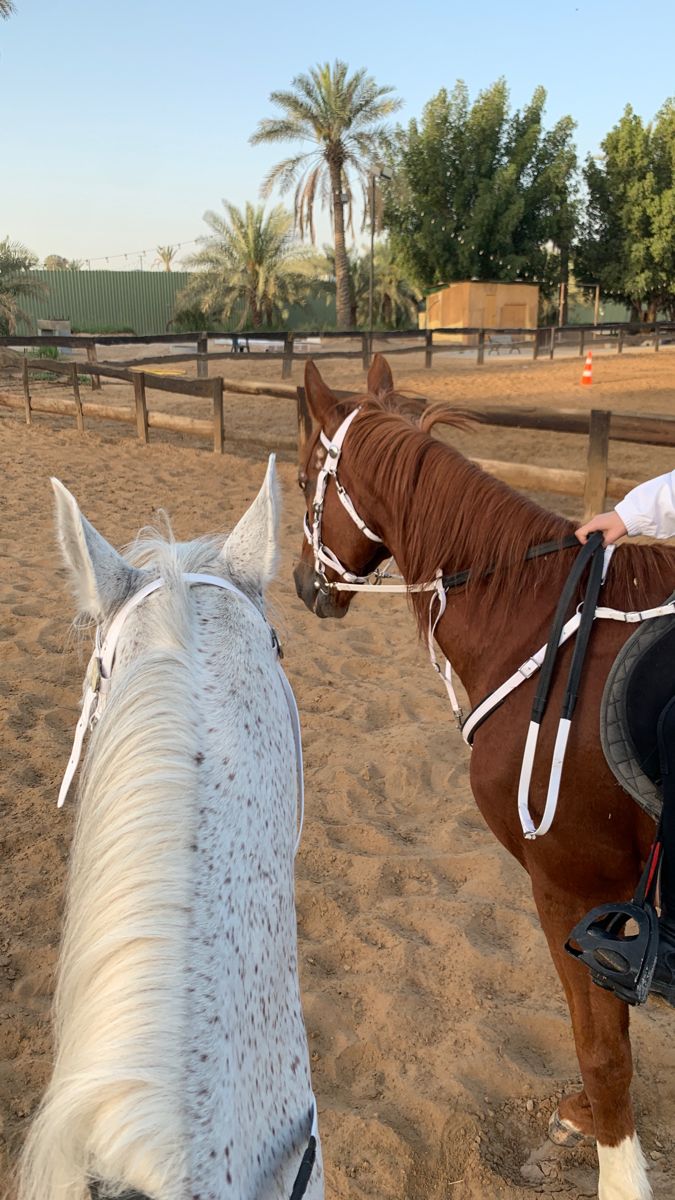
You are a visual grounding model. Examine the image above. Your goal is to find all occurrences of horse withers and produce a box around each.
[293,355,675,1200]
[16,461,322,1200]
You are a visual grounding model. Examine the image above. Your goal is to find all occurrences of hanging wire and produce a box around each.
[79,239,199,268]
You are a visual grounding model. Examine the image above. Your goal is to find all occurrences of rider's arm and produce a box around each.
[615,470,675,539]
[576,469,675,545]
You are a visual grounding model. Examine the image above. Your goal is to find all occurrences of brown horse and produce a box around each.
[293,355,675,1200]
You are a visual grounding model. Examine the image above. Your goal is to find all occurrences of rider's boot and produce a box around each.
[651,915,675,1006]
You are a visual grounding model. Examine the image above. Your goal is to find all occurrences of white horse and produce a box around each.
[16,460,323,1200]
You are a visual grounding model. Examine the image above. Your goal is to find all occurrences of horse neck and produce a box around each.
[347,432,575,702]
[48,582,312,1197]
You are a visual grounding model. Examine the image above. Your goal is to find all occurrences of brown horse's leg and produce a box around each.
[530,878,652,1200]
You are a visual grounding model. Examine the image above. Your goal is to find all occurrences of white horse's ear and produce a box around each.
[51,478,141,620]
[221,455,279,591]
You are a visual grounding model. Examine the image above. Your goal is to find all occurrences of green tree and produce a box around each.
[180,201,314,329]
[384,81,577,304]
[0,238,44,334]
[575,101,675,320]
[250,60,401,329]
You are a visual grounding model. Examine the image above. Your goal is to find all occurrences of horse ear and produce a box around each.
[367,353,394,398]
[304,360,337,426]
[51,478,141,620]
[221,454,279,591]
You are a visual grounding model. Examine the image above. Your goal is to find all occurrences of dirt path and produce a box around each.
[1,349,674,1198]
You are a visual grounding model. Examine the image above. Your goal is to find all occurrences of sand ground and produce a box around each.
[1,348,674,1198]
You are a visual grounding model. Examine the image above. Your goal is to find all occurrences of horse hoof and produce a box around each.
[548,1109,591,1147]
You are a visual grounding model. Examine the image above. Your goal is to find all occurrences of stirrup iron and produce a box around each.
[565,900,659,1005]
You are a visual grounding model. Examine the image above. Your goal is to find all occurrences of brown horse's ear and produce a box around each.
[304,361,336,425]
[367,353,394,398]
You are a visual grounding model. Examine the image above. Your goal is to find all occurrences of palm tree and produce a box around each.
[315,244,368,327]
[362,241,421,328]
[250,60,401,329]
[0,1,15,17]
[155,245,177,272]
[0,238,45,334]
[181,201,314,329]
[317,241,420,328]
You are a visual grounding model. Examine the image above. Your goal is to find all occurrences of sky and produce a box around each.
[2,0,675,268]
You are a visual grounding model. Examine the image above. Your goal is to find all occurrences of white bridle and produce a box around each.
[303,408,463,721]
[58,572,306,857]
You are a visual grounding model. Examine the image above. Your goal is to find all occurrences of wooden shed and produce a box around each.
[421,280,539,339]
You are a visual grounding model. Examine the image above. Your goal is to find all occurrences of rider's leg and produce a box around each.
[652,696,675,1003]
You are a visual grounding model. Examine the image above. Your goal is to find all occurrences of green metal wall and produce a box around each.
[18,271,338,335]
[19,271,191,336]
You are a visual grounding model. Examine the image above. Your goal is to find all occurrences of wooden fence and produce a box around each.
[2,320,675,381]
[1,355,301,456]
[2,353,675,520]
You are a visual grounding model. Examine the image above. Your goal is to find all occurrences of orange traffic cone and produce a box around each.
[581,351,593,386]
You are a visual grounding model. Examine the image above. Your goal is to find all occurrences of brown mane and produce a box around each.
[313,393,675,631]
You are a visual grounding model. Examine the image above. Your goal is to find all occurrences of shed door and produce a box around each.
[500,303,527,328]
[484,295,497,327]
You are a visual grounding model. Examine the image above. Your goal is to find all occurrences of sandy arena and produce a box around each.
[1,348,674,1199]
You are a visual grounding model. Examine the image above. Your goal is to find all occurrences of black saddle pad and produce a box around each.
[601,595,675,820]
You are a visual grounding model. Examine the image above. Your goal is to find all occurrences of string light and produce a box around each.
[81,239,199,269]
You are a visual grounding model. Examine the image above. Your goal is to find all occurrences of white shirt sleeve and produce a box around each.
[615,470,675,539]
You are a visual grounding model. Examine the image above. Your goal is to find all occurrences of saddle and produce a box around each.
[600,591,675,820]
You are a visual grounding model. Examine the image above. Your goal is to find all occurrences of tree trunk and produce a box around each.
[329,159,352,329]
[249,296,262,328]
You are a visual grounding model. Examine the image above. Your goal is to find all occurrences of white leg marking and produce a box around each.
[597,1134,652,1200]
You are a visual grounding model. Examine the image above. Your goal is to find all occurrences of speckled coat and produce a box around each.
[17,462,323,1200]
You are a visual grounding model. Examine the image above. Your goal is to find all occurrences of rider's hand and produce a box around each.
[575,510,628,546]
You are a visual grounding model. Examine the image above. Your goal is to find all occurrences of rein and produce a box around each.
[305,407,675,840]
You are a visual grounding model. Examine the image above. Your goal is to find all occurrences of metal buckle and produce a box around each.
[518,658,539,680]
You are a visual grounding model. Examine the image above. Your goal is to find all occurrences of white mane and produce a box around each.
[16,470,322,1200]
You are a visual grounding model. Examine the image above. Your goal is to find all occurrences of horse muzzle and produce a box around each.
[293,560,350,619]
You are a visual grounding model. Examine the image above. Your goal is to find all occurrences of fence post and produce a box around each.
[549,325,556,360]
[22,356,32,425]
[617,329,624,354]
[583,409,611,521]
[361,333,370,370]
[532,329,540,360]
[424,329,433,369]
[476,329,485,365]
[87,343,101,391]
[296,386,312,464]
[197,332,208,378]
[579,329,585,358]
[282,333,294,379]
[212,377,224,454]
[654,326,660,353]
[133,372,149,444]
[71,363,84,433]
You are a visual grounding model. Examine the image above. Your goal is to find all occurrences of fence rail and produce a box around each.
[2,349,674,520]
[2,319,675,379]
